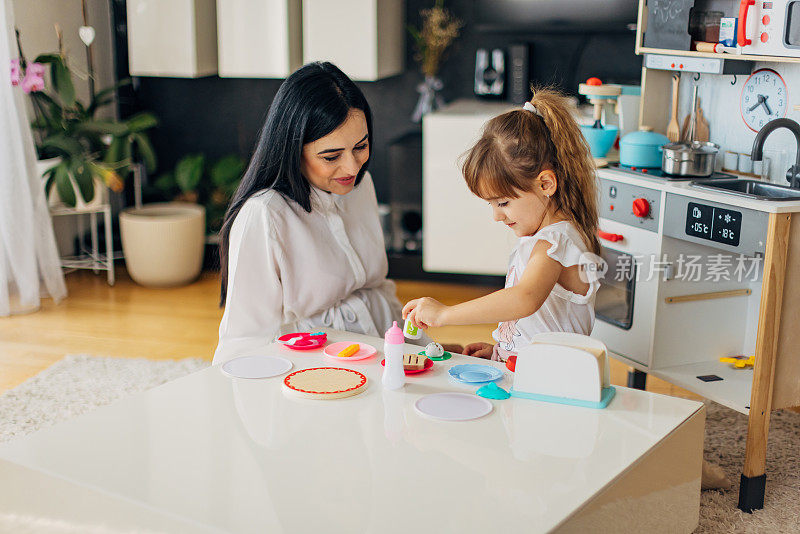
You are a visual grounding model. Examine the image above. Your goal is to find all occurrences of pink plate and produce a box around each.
[324,341,377,361]
[381,357,433,374]
[278,332,327,351]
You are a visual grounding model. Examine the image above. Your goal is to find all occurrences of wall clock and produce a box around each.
[741,68,788,133]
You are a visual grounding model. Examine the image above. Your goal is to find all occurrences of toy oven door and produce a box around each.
[595,246,636,330]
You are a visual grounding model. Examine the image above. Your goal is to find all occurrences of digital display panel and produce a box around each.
[686,202,741,246]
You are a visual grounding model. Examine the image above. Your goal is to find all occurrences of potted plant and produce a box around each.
[119,153,244,287]
[12,27,157,208]
[149,153,245,235]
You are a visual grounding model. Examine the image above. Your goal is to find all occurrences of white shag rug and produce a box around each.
[0,355,798,533]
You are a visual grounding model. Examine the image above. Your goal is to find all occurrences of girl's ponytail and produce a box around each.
[528,89,600,255]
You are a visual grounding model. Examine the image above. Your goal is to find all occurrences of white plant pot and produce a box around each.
[120,202,206,287]
[36,158,108,210]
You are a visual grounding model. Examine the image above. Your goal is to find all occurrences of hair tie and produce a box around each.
[523,102,542,117]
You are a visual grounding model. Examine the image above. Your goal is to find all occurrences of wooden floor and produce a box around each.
[0,268,699,400]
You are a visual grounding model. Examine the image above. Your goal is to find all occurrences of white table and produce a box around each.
[0,329,705,533]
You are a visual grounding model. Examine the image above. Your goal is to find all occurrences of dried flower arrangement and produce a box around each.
[408,0,463,78]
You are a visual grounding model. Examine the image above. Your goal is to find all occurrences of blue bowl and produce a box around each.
[580,125,619,158]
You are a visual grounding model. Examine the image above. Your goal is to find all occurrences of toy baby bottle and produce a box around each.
[383,321,406,390]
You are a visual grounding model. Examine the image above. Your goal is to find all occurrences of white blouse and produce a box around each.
[214,173,418,364]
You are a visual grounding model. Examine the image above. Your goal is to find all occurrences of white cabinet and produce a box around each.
[216,0,302,78]
[127,0,218,78]
[302,0,404,81]
[423,100,518,276]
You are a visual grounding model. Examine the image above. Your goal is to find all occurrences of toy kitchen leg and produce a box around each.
[627,368,647,390]
[739,213,791,512]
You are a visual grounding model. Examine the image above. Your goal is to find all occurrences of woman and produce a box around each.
[214,62,430,364]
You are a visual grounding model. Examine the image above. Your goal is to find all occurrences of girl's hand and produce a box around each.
[464,342,494,359]
[402,297,450,329]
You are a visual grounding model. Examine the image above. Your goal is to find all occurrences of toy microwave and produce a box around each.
[737,0,800,58]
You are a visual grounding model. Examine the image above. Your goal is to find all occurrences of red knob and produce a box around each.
[761,32,769,43]
[586,77,602,86]
[762,15,770,25]
[632,198,650,218]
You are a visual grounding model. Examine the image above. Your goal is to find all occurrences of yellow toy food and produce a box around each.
[337,344,360,358]
[719,355,755,369]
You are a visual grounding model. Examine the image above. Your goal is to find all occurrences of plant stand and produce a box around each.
[50,203,116,286]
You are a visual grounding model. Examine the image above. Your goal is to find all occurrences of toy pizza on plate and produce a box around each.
[282,367,368,399]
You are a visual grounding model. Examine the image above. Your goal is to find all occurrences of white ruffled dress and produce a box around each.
[491,221,602,361]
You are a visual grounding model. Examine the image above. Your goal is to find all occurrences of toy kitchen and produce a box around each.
[586,0,800,513]
[421,0,800,513]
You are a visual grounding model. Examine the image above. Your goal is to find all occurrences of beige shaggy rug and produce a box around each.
[0,355,798,533]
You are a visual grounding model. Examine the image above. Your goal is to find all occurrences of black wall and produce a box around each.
[117,1,642,204]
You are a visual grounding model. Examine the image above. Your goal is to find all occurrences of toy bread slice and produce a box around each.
[403,353,426,371]
[530,332,609,388]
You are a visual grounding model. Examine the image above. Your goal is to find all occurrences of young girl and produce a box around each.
[403,89,604,361]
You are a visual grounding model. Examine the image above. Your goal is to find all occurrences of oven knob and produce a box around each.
[632,198,650,218]
[761,32,769,43]
[762,15,770,26]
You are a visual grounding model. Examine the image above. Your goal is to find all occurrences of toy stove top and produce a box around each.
[607,164,735,181]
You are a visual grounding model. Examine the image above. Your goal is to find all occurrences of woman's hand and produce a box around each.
[402,297,450,329]
[464,342,494,359]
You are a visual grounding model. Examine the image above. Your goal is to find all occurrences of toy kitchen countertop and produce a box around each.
[597,167,800,213]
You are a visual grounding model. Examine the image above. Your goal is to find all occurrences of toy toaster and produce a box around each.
[510,332,616,409]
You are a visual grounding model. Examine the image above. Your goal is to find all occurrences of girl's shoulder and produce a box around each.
[518,221,591,267]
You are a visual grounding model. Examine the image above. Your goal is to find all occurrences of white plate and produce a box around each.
[221,356,293,379]
[414,392,493,422]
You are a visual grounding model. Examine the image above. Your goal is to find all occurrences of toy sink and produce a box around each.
[510,332,616,409]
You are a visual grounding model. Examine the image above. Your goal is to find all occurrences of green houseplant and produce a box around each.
[13,28,157,207]
[150,153,246,234]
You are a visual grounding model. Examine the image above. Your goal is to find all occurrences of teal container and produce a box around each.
[580,125,619,158]
[619,129,670,168]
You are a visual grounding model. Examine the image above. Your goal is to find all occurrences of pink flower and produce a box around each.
[21,62,45,93]
[10,59,20,86]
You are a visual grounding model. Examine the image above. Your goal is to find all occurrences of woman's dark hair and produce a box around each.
[218,62,373,306]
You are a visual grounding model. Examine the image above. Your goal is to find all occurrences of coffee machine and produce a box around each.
[474,48,505,98]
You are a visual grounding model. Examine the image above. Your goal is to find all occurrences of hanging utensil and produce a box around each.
[666,74,681,143]
[681,93,711,142]
[696,100,710,142]
[685,84,699,143]
[662,85,719,177]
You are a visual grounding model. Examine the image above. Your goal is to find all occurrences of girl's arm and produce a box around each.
[403,240,562,328]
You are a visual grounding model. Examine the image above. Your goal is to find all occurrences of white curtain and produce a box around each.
[0,0,66,316]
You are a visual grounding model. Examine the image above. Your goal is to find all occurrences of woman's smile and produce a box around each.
[335,175,356,185]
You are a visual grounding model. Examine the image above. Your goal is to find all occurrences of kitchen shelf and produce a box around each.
[636,47,800,64]
[634,0,800,66]
[653,361,753,415]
